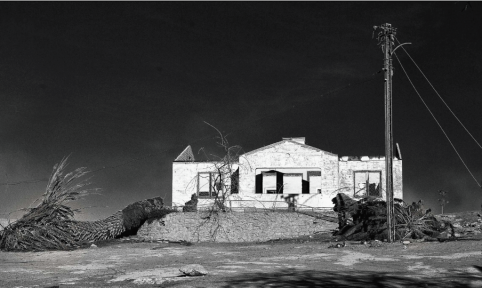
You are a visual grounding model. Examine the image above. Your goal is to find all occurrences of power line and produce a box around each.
[395,36,482,150]
[393,52,481,188]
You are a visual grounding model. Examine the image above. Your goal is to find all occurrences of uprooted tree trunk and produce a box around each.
[0,157,174,251]
[332,193,454,241]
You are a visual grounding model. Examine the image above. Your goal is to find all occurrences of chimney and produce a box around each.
[283,137,305,144]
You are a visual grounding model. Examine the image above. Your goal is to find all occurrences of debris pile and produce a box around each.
[438,212,482,237]
[183,193,198,212]
[332,193,454,241]
[0,157,174,251]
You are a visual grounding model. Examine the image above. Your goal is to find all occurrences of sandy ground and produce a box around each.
[1,233,482,288]
[2,211,482,287]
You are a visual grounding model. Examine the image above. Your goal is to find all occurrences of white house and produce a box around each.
[172,137,403,209]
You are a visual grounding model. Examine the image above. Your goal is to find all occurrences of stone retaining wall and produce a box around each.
[137,211,337,243]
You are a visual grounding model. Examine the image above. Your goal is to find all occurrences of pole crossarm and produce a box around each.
[391,43,411,55]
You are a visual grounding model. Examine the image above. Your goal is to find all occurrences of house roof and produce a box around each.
[243,139,337,157]
[174,145,195,162]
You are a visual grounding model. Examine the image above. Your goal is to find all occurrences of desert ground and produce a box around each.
[1,212,482,288]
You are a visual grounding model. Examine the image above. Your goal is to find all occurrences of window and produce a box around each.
[198,172,211,198]
[263,172,278,194]
[307,171,321,194]
[198,172,222,198]
[353,171,381,198]
[230,168,239,194]
[283,173,303,194]
[260,171,283,194]
[256,168,321,194]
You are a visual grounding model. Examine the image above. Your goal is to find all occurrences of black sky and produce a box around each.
[1,2,481,220]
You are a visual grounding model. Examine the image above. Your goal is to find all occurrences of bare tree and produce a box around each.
[199,121,246,212]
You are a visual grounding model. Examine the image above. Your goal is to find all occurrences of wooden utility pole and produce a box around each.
[374,23,396,242]
[438,190,449,215]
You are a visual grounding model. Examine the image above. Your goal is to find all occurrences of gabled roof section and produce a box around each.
[174,145,195,162]
[244,139,337,156]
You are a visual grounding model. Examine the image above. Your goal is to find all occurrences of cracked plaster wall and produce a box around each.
[338,158,403,200]
[172,162,238,207]
[238,141,339,207]
[172,141,403,209]
[138,211,337,242]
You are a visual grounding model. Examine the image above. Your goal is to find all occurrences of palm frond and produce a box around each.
[333,193,454,241]
[0,157,100,251]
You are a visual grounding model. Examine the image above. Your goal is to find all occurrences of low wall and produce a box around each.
[137,211,337,243]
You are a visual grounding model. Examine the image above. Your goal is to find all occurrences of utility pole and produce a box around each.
[438,190,449,214]
[374,23,396,243]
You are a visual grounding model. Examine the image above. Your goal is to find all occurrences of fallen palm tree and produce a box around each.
[0,157,174,251]
[332,193,454,241]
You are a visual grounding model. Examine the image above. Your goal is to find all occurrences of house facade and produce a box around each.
[172,137,403,209]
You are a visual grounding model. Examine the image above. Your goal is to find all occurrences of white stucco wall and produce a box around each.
[235,140,339,208]
[239,141,323,192]
[321,153,339,202]
[172,162,239,207]
[171,141,403,210]
[338,157,403,201]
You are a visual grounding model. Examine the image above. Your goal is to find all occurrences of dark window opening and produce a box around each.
[198,172,223,198]
[353,171,382,198]
[307,170,322,194]
[230,168,239,194]
[256,170,284,194]
[302,180,309,194]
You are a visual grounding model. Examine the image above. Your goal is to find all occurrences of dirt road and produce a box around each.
[1,234,482,288]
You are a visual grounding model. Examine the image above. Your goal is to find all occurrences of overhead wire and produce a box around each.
[395,36,482,150]
[393,52,482,188]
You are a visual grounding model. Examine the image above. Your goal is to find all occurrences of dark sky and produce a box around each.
[1,2,481,220]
